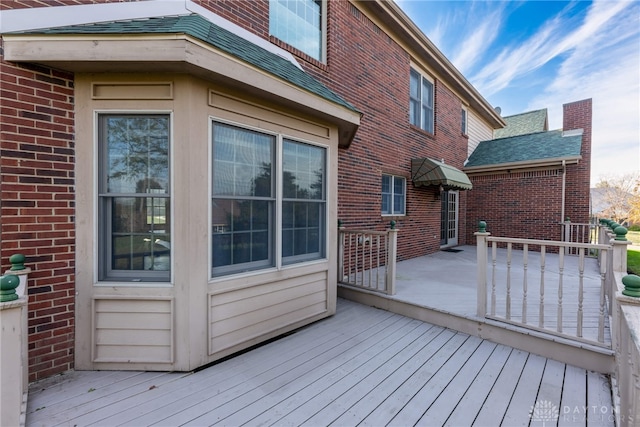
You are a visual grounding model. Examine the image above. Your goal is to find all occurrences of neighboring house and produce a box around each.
[464,102,592,243]
[0,0,590,382]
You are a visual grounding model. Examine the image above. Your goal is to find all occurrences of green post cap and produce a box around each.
[9,253,26,271]
[478,221,487,233]
[622,274,640,298]
[390,220,396,230]
[614,226,628,241]
[0,274,20,302]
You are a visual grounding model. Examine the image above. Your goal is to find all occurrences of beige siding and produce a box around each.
[467,109,495,157]
[209,272,328,354]
[75,73,339,372]
[93,298,174,363]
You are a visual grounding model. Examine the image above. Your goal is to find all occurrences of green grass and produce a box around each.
[628,247,640,275]
[627,230,640,245]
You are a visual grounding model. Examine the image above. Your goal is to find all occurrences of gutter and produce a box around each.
[463,156,581,175]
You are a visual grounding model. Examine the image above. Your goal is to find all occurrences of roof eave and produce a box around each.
[464,156,582,174]
[3,34,361,148]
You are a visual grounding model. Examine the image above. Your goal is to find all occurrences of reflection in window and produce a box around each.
[282,140,325,264]
[212,123,275,276]
[270,0,323,61]
[211,122,327,277]
[99,115,171,281]
[410,68,434,133]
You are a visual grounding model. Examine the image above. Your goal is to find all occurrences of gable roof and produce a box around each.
[8,14,357,114]
[464,130,583,172]
[493,109,548,139]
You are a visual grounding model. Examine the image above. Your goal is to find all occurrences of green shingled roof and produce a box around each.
[16,14,358,114]
[465,130,582,168]
[494,108,548,139]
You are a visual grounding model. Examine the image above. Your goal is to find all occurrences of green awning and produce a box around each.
[411,158,473,191]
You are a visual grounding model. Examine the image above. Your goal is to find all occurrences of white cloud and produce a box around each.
[450,5,505,75]
[526,0,640,182]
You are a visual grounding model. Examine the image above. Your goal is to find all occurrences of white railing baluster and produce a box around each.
[539,246,545,328]
[522,244,528,324]
[506,242,512,320]
[558,250,564,333]
[376,234,381,290]
[491,242,497,316]
[577,247,585,337]
[598,248,606,343]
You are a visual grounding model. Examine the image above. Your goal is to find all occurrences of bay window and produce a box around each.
[212,121,326,277]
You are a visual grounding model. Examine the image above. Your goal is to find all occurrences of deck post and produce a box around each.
[611,226,630,274]
[386,225,398,295]
[0,274,28,427]
[475,221,490,318]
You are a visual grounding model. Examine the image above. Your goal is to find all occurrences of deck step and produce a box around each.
[338,285,615,374]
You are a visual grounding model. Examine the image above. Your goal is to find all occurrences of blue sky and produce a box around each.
[396,0,640,184]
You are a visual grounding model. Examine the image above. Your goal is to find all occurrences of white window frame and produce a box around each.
[95,111,174,284]
[209,118,328,279]
[381,174,406,216]
[409,67,434,133]
[269,0,327,62]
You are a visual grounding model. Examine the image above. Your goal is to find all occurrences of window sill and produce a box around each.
[409,124,435,139]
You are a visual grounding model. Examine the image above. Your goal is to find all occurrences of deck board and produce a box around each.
[26,299,613,427]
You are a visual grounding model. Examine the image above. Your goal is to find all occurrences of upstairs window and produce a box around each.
[461,107,468,135]
[270,0,324,61]
[98,114,171,282]
[382,174,406,216]
[409,68,434,133]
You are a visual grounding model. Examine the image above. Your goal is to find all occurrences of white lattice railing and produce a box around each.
[476,234,612,347]
[338,227,398,295]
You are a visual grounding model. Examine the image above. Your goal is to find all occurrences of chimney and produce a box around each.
[562,98,592,223]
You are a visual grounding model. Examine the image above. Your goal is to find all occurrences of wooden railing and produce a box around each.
[476,233,612,347]
[561,220,600,255]
[338,227,398,295]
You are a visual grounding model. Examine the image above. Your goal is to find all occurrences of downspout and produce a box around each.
[561,160,566,222]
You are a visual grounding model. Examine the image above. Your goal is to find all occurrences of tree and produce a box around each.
[594,172,640,224]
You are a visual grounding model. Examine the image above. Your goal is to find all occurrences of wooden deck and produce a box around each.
[26,299,613,426]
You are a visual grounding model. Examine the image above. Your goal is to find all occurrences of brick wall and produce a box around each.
[465,99,592,243]
[466,170,565,242]
[1,57,76,381]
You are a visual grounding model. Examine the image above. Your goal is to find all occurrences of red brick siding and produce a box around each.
[466,170,565,242]
[0,56,76,381]
[563,99,592,224]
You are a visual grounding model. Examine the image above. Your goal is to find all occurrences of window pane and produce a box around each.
[409,70,420,126]
[212,123,275,276]
[105,116,169,194]
[283,141,325,200]
[282,139,326,265]
[421,79,434,133]
[270,0,322,60]
[212,123,274,197]
[99,114,171,281]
